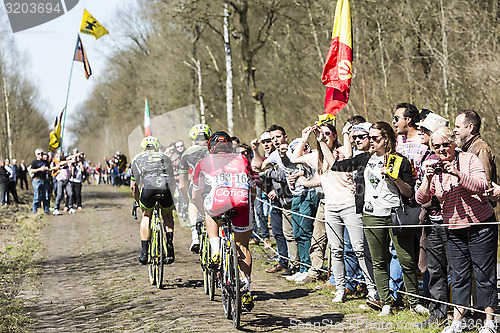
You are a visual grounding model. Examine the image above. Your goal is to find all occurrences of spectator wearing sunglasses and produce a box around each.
[174,140,186,155]
[393,103,428,172]
[417,126,497,333]
[292,123,378,302]
[415,112,451,328]
[327,122,426,317]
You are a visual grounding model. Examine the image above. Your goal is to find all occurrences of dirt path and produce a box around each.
[19,185,381,332]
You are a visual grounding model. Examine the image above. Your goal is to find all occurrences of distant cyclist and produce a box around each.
[131,136,176,265]
[192,131,258,311]
[179,124,212,254]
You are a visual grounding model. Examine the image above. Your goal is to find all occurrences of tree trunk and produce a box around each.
[193,58,206,124]
[439,0,449,118]
[3,75,12,160]
[224,4,234,136]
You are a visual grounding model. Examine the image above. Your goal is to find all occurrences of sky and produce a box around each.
[4,0,137,148]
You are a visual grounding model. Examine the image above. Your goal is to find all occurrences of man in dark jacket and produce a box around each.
[0,161,10,205]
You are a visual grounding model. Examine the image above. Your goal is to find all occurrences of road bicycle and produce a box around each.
[218,208,242,329]
[198,219,216,300]
[132,197,169,289]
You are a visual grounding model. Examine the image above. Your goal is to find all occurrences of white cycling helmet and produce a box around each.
[189,124,212,140]
[141,136,160,150]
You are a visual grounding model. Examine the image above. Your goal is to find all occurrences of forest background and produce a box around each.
[0,0,499,167]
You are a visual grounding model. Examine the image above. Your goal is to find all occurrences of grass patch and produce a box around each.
[0,199,44,332]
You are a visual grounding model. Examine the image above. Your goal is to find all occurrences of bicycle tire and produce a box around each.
[148,231,156,286]
[221,242,231,319]
[209,269,216,301]
[230,239,241,329]
[155,217,164,289]
[200,231,210,295]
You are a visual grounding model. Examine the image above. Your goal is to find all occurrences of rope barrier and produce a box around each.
[252,197,500,318]
[255,197,500,229]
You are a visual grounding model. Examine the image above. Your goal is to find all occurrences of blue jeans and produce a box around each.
[270,200,288,268]
[254,196,270,239]
[32,179,49,213]
[447,220,498,307]
[291,191,319,272]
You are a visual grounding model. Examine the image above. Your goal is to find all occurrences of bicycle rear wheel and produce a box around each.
[148,232,156,285]
[230,240,241,329]
[200,231,210,295]
[155,221,164,289]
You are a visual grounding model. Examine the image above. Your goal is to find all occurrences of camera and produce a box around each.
[432,161,446,175]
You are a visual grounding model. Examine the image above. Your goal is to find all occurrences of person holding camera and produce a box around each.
[327,121,426,317]
[416,126,497,333]
[415,113,450,328]
[67,150,85,213]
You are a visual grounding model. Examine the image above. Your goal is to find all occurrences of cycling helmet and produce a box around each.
[207,131,233,154]
[141,136,160,150]
[189,124,212,141]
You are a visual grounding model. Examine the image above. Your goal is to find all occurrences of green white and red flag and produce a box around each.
[320,0,352,124]
[144,97,152,137]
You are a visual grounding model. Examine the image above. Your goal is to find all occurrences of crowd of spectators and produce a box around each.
[242,105,498,333]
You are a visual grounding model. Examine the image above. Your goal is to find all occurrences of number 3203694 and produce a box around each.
[5,2,62,14]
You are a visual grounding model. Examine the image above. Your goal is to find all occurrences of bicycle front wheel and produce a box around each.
[230,240,241,329]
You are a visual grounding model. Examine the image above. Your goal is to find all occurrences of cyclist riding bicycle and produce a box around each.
[179,124,212,254]
[192,131,258,311]
[131,136,176,265]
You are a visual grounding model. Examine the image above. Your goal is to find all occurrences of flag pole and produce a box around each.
[60,35,78,151]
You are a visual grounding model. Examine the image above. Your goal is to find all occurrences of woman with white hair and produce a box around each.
[417,126,497,333]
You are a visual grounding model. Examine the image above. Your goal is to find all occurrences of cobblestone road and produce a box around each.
[19,185,379,332]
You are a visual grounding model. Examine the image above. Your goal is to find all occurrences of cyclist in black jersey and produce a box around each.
[179,124,212,254]
[131,136,176,265]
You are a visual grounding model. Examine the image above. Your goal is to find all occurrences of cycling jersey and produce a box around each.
[192,153,255,232]
[179,144,209,175]
[131,151,175,211]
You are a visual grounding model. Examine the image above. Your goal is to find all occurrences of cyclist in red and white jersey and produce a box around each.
[192,131,257,311]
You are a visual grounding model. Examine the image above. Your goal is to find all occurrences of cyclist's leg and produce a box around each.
[234,230,252,279]
[188,201,201,252]
[206,214,221,266]
[235,229,254,311]
[138,189,155,264]
[159,190,175,264]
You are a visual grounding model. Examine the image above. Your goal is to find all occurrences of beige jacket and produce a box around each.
[462,134,497,186]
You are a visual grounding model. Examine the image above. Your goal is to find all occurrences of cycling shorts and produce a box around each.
[139,187,174,212]
[205,194,253,233]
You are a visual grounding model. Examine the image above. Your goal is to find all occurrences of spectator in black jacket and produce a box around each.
[0,161,10,205]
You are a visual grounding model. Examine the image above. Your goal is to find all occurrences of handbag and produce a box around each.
[391,199,422,236]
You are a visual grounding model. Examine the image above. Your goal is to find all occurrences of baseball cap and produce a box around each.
[260,132,271,141]
[351,122,372,133]
[417,113,449,133]
[288,138,309,152]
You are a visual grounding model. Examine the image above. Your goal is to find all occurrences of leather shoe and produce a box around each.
[266,264,286,273]
[280,267,297,277]
[366,298,383,310]
[322,282,336,291]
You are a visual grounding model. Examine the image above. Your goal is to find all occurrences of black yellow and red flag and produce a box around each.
[48,109,65,152]
[73,35,92,79]
[80,9,109,40]
[319,0,352,124]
